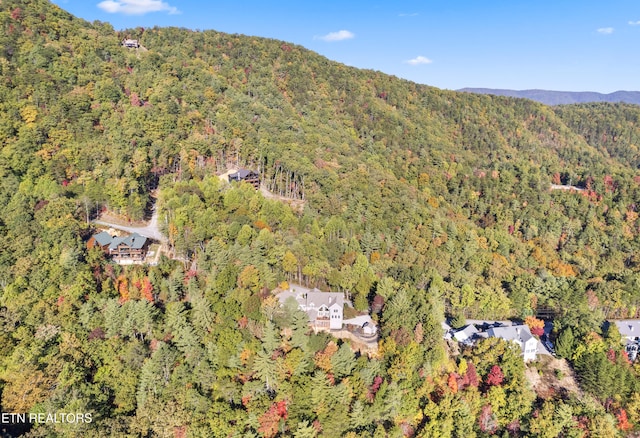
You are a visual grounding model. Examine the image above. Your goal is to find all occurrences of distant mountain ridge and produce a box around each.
[458,88,640,106]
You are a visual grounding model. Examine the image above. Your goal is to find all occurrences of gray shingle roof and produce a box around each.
[108,232,147,250]
[229,169,258,180]
[92,231,113,247]
[277,288,344,320]
[614,320,640,339]
[487,325,534,343]
[453,324,479,342]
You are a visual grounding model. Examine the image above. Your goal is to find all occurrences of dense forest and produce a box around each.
[2,0,640,436]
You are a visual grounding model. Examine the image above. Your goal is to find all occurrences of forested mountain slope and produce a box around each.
[2,0,640,436]
[459,88,640,106]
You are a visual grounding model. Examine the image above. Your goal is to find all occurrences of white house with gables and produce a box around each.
[612,320,640,361]
[613,320,640,342]
[277,288,344,331]
[487,325,538,362]
[453,324,480,344]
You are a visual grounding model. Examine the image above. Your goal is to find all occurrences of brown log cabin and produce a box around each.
[228,169,260,189]
[88,231,149,262]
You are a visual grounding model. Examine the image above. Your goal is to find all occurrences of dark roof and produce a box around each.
[109,232,147,250]
[92,231,113,247]
[230,169,258,179]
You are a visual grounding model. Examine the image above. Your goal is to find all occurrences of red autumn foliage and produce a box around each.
[465,361,480,388]
[326,373,335,385]
[524,316,545,337]
[11,8,22,20]
[129,92,141,106]
[530,326,544,337]
[275,400,287,418]
[141,277,154,302]
[486,365,504,387]
[258,401,287,438]
[607,348,616,363]
[604,174,616,192]
[366,375,383,402]
[616,408,632,431]
[371,375,383,392]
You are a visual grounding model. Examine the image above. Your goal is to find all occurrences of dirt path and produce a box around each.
[94,206,166,243]
[218,168,238,183]
[259,185,306,212]
[525,356,582,399]
[218,168,306,212]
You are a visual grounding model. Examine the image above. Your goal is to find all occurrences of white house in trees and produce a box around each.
[612,320,640,361]
[277,288,344,331]
[487,325,538,362]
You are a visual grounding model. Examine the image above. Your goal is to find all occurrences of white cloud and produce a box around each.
[405,56,432,65]
[315,30,355,42]
[629,20,640,26]
[597,27,614,34]
[97,0,180,15]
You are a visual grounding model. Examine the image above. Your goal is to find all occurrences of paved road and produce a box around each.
[94,207,166,243]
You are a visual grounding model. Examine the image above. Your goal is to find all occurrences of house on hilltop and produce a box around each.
[277,288,344,331]
[122,39,140,48]
[228,169,260,189]
[88,231,149,263]
[613,320,640,342]
[487,325,538,362]
[612,320,640,361]
[453,324,485,344]
[109,233,148,262]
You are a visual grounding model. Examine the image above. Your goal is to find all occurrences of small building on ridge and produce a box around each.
[228,169,260,189]
[277,288,344,331]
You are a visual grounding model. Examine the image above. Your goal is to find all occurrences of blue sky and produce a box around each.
[51,0,640,93]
